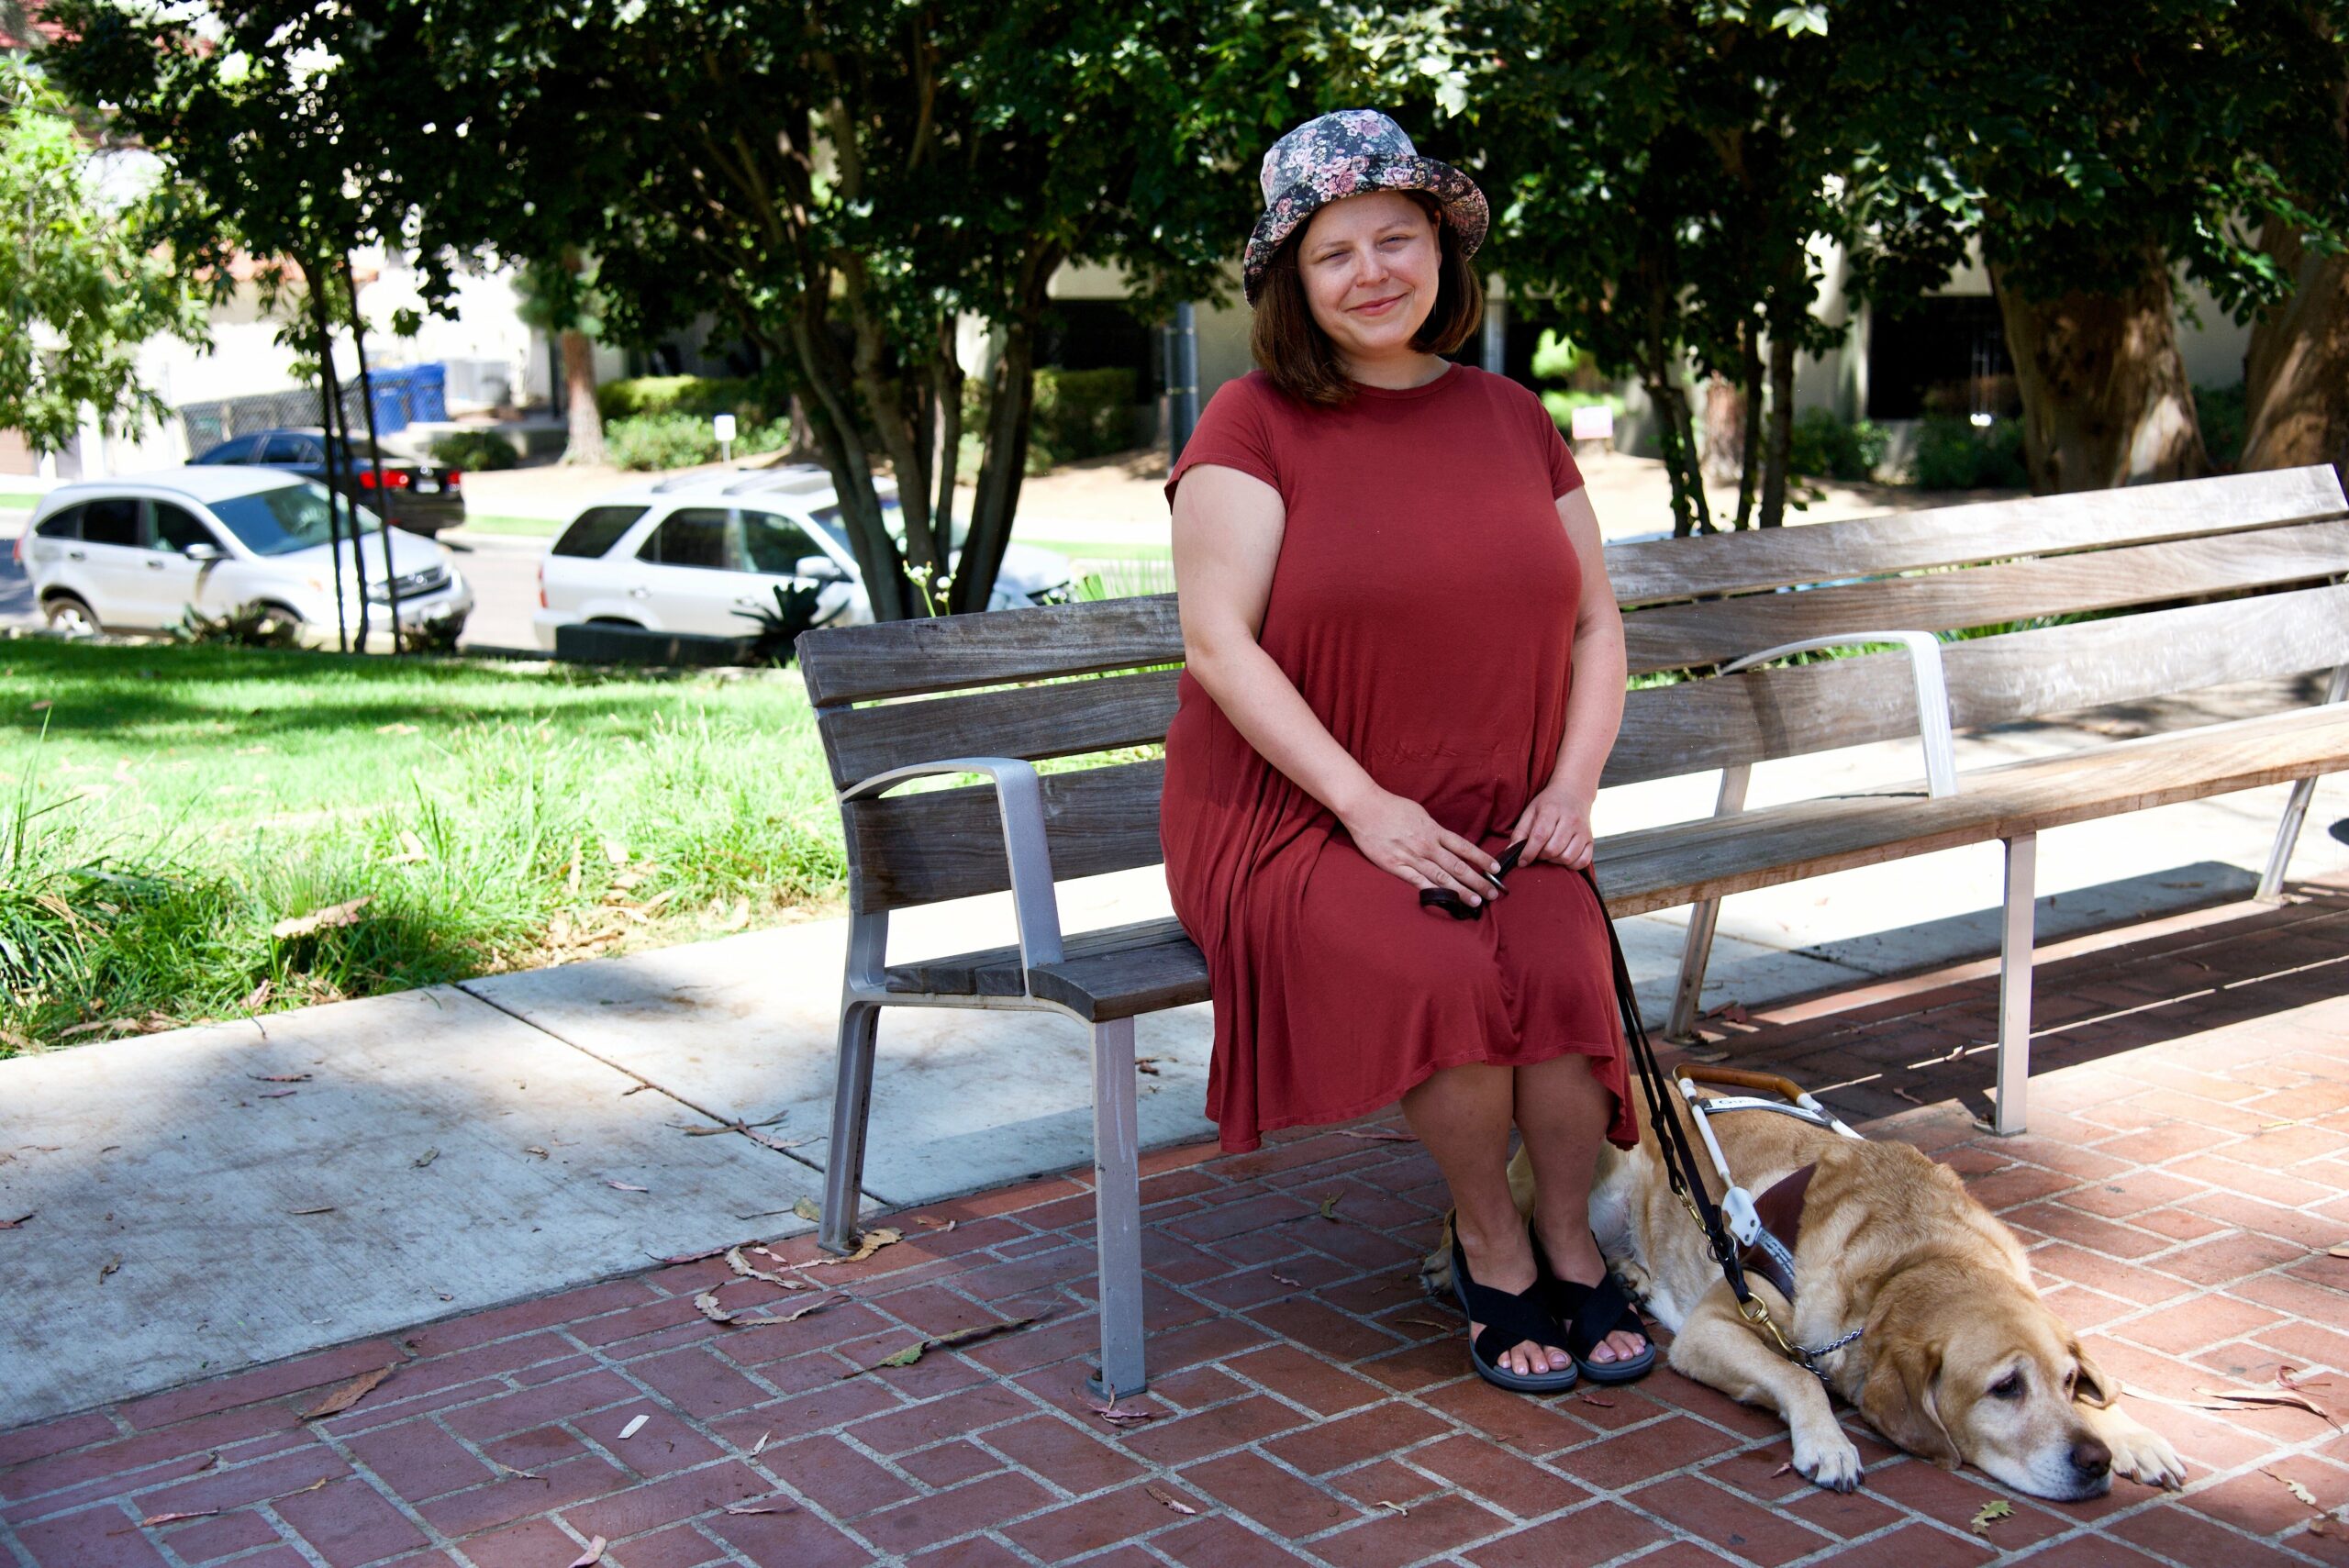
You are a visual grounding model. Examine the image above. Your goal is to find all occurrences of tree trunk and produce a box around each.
[949,314,1037,617]
[2242,214,2349,475]
[1733,317,1764,530]
[1700,373,1744,487]
[1756,328,1798,528]
[559,329,607,466]
[1988,257,2209,493]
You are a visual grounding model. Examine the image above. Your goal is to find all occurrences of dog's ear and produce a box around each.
[1859,1338,1961,1470]
[2071,1341,2118,1409]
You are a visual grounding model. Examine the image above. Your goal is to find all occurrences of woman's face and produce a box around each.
[1296,191,1442,365]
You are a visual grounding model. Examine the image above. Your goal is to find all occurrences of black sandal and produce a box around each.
[1533,1229,1658,1385]
[1448,1234,1580,1395]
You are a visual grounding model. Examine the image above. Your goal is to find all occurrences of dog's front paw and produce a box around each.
[2104,1418,2184,1490]
[1792,1424,1865,1494]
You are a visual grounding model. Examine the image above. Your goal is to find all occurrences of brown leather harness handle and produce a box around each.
[1675,1064,1809,1102]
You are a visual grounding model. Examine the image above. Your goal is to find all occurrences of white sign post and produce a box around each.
[713,412,738,462]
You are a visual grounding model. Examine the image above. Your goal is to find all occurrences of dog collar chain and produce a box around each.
[1794,1322,1864,1381]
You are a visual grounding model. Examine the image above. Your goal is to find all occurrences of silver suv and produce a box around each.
[531,466,1072,649]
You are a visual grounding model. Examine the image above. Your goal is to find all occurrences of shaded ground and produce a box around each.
[5,880,2346,1567]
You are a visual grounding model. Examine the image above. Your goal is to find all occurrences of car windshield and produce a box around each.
[206,480,384,557]
[808,497,962,551]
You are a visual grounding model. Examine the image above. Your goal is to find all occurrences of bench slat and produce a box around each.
[1606,466,2347,606]
[1602,583,2349,785]
[1595,703,2349,916]
[844,759,1166,913]
[818,669,1181,789]
[885,914,1197,1003]
[798,595,1183,707]
[1621,520,2349,674]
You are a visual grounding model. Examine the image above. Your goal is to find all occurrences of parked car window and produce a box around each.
[639,508,734,571]
[196,436,258,463]
[79,498,141,548]
[34,506,81,539]
[739,510,827,575]
[259,433,312,464]
[150,503,219,553]
[551,506,648,559]
[206,481,382,557]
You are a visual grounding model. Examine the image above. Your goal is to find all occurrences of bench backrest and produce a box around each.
[799,465,2349,916]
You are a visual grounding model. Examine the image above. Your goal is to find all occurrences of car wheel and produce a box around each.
[586,617,644,629]
[43,595,98,637]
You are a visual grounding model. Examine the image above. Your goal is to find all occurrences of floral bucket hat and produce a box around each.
[1242,109,1488,306]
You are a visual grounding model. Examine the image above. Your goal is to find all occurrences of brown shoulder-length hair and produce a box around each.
[1250,192,1485,407]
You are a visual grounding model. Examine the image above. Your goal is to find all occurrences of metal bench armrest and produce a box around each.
[1721,630,1958,798]
[841,757,1065,971]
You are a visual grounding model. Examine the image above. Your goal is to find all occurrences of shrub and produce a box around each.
[1030,367,1139,466]
[175,602,304,650]
[1787,409,1890,483]
[1539,389,1627,434]
[1911,415,2030,491]
[429,430,520,472]
[605,413,791,471]
[594,374,771,424]
[2195,382,2247,473]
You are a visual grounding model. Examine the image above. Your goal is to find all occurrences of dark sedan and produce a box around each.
[193,428,468,536]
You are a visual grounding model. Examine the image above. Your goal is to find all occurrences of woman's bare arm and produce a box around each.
[1508,486,1626,867]
[1172,463,1505,904]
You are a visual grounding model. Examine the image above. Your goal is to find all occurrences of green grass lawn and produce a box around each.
[0,640,844,1053]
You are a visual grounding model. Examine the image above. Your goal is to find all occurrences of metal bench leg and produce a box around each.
[2256,664,2346,900]
[1087,1016,1148,1397]
[819,999,880,1254]
[1992,833,2036,1137]
[1666,764,1752,1041]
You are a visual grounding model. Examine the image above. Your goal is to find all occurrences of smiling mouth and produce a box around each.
[1352,295,1406,316]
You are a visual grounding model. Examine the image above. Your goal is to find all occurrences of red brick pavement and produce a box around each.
[6,884,2349,1568]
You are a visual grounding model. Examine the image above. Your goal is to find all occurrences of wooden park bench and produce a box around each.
[796,463,2349,1394]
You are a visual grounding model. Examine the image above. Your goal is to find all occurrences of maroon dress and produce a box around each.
[1162,365,1636,1154]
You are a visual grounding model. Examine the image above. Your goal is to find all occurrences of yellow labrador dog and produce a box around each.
[1427,1075,2184,1499]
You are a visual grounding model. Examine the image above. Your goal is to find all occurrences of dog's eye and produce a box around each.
[1990,1371,2025,1401]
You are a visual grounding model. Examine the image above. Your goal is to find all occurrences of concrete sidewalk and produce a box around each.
[4,689,2345,1430]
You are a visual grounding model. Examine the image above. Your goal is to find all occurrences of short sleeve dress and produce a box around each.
[1162,364,1636,1154]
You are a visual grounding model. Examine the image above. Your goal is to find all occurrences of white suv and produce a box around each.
[531,466,1073,649]
[19,468,472,639]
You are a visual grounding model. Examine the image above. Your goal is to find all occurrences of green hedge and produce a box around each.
[606,412,792,471]
[595,374,775,424]
[428,430,521,471]
[1787,409,1890,483]
[1911,415,2029,490]
[1030,367,1139,465]
[2195,382,2247,472]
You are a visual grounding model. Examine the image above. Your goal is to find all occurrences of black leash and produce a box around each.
[1572,863,1767,1320]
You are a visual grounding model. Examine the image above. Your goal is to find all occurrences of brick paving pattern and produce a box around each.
[6,882,2349,1568]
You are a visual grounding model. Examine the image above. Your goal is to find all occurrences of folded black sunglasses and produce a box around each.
[1418,839,1529,921]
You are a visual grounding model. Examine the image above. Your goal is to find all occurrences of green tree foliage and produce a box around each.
[0,56,205,453]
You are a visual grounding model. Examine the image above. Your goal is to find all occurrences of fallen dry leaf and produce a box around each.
[1770,1462,1795,1478]
[651,1240,740,1266]
[2330,1243,2349,1260]
[1135,1056,1162,1076]
[792,1196,822,1222]
[1145,1484,1198,1516]
[606,1181,650,1193]
[258,1089,298,1099]
[1890,1085,1927,1106]
[1395,1316,1453,1331]
[0,1213,31,1229]
[524,1145,550,1159]
[694,1290,844,1329]
[288,1478,328,1496]
[721,1500,793,1516]
[1318,1193,1342,1222]
[61,1018,126,1038]
[2267,1470,2322,1508]
[288,1206,337,1217]
[413,1148,439,1169]
[241,979,273,1011]
[566,1537,607,1568]
[1334,1128,1418,1142]
[1576,1394,1617,1408]
[914,1215,956,1232]
[1377,1499,1408,1517]
[2195,1385,2342,1429]
[1271,1273,1302,1287]
[617,1414,648,1440]
[750,1429,773,1457]
[189,1451,218,1473]
[251,1073,310,1084]
[301,1364,395,1420]
[272,896,373,940]
[1970,1499,2011,1534]
[805,1226,902,1267]
[491,1459,542,1482]
[139,1510,218,1526]
[841,1314,1047,1378]
[1088,1386,1162,1427]
[98,1256,120,1282]
[726,1247,806,1290]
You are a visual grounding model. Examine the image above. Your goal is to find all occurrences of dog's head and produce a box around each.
[1858,1263,2119,1500]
